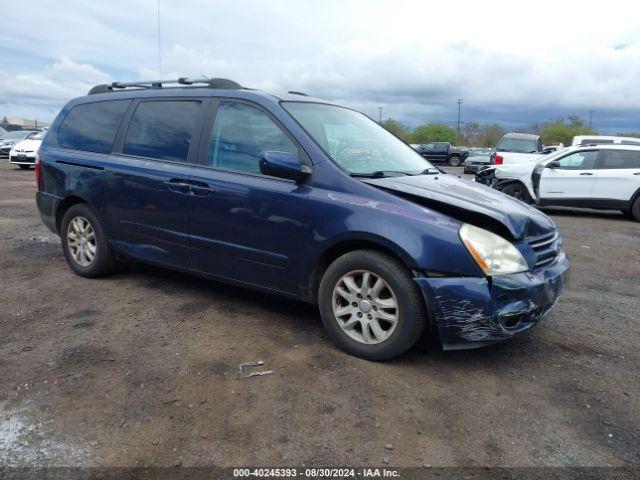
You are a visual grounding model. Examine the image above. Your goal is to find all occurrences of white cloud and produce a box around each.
[0,58,112,120]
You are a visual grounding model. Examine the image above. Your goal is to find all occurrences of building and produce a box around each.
[1,117,50,130]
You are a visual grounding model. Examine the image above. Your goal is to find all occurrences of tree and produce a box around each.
[476,124,506,148]
[540,116,596,146]
[380,119,411,143]
[462,121,480,146]
[411,123,459,144]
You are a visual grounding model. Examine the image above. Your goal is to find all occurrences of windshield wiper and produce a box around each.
[420,167,442,175]
[350,170,413,178]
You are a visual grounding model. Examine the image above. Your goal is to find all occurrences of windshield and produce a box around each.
[469,149,491,157]
[283,102,435,175]
[497,137,539,153]
[536,147,570,163]
[2,131,30,140]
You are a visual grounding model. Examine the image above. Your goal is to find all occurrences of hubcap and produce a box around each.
[332,270,399,345]
[66,216,97,267]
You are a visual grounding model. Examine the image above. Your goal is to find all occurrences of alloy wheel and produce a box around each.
[66,216,97,267]
[332,270,399,344]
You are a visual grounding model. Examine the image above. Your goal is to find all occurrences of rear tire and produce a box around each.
[500,182,533,204]
[318,250,427,361]
[631,197,640,222]
[448,155,462,167]
[61,203,115,278]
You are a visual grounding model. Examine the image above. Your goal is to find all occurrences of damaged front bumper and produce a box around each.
[415,252,569,350]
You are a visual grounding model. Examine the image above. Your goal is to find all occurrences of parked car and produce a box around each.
[490,132,545,167]
[571,135,640,146]
[484,144,640,220]
[9,131,45,169]
[0,130,39,157]
[414,142,469,167]
[36,78,569,360]
[463,148,492,174]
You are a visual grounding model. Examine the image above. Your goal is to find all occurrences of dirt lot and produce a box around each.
[0,161,638,468]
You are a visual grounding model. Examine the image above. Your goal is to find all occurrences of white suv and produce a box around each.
[490,144,640,221]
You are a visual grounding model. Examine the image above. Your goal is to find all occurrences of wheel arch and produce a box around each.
[497,179,534,203]
[55,195,91,234]
[307,235,417,303]
[629,185,640,208]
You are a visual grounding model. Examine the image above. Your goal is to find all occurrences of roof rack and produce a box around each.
[88,77,242,95]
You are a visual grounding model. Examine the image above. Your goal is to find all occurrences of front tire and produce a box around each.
[318,250,427,360]
[500,182,533,204]
[61,203,115,278]
[448,155,462,167]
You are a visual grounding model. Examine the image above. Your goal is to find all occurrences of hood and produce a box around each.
[13,139,42,151]
[498,151,545,163]
[362,173,555,240]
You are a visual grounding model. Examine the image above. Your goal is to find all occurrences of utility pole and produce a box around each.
[157,0,162,77]
[588,110,594,129]
[456,98,463,137]
[378,107,383,123]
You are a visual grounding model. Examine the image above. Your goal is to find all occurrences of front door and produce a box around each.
[433,142,449,162]
[105,99,206,268]
[538,150,599,200]
[187,100,312,295]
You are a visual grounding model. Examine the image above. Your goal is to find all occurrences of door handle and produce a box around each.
[189,184,216,195]
[163,178,192,194]
[580,172,594,176]
[634,172,640,176]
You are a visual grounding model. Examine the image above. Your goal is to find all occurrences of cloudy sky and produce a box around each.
[1,0,639,132]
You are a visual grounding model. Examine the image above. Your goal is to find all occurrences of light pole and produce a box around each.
[589,110,594,129]
[456,98,463,137]
[378,107,383,123]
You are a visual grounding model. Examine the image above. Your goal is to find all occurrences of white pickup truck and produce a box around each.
[490,132,547,167]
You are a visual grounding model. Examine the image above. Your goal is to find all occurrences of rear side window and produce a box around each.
[123,100,201,162]
[600,150,640,169]
[58,100,130,153]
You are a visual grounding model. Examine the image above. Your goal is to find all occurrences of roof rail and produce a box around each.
[88,77,242,95]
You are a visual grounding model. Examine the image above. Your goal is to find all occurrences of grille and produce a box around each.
[528,231,561,269]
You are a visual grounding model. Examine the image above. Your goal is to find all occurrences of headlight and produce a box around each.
[459,223,528,275]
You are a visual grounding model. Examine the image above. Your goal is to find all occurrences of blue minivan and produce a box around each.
[36,78,569,360]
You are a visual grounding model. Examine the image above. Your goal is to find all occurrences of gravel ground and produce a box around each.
[0,162,638,468]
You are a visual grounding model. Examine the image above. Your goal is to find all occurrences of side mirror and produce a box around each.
[546,160,561,169]
[259,151,311,182]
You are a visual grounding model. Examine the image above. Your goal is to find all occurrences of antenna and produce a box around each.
[157,0,162,77]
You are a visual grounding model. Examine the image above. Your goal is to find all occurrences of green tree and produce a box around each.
[411,123,459,144]
[540,116,596,146]
[380,119,411,143]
